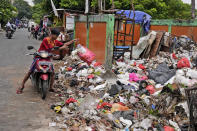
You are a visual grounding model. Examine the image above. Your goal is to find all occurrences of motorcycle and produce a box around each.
[6,27,13,39]
[26,46,59,99]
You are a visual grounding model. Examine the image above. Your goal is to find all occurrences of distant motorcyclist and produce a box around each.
[6,22,13,31]
[5,22,14,36]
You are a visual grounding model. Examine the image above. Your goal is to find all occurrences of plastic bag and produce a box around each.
[146,85,155,94]
[77,44,95,65]
[177,57,190,69]
[164,126,175,131]
[186,69,197,79]
[139,118,152,130]
[148,63,176,85]
[111,103,129,113]
[129,73,147,82]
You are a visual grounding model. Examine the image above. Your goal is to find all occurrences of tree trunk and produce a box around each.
[192,0,195,19]
[98,0,101,13]
[103,0,106,10]
[111,0,115,9]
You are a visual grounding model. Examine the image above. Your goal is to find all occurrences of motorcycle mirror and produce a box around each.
[54,46,59,50]
[27,46,34,50]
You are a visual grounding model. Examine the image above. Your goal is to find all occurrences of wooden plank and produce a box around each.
[149,32,164,58]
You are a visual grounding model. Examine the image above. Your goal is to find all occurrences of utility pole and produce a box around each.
[191,0,195,19]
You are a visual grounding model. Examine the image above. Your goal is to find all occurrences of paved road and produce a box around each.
[0,29,56,131]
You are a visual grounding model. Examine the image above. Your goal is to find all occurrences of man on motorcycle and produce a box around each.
[17,29,78,94]
[6,22,14,32]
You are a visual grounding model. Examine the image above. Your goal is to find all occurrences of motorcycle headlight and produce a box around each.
[40,52,49,58]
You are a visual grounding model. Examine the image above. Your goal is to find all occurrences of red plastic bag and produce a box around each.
[88,74,95,79]
[77,44,95,65]
[138,64,146,70]
[177,57,190,69]
[172,53,178,59]
[164,126,175,131]
[146,85,155,94]
[93,62,102,67]
[66,67,73,71]
[97,102,112,109]
[65,98,77,104]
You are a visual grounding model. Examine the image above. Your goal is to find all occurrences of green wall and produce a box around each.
[151,19,197,33]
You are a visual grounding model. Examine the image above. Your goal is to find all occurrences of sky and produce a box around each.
[25,0,196,9]
[182,0,197,9]
[24,0,34,6]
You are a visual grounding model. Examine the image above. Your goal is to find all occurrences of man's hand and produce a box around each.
[59,38,79,51]
[73,38,79,43]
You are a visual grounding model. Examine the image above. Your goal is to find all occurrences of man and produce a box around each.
[28,25,35,39]
[6,21,13,31]
[34,25,39,40]
[17,29,78,94]
[6,21,12,28]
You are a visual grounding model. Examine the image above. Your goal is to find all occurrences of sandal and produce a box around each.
[49,88,55,92]
[16,87,23,94]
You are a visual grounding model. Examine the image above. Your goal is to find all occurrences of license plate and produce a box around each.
[39,61,52,66]
[8,31,11,33]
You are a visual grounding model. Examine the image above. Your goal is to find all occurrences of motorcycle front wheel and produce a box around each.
[40,80,49,99]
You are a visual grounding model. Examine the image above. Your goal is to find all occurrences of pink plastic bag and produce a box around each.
[164,126,175,131]
[77,44,95,65]
[129,73,148,82]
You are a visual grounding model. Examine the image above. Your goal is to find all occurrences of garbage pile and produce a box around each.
[49,38,197,130]
[132,31,193,59]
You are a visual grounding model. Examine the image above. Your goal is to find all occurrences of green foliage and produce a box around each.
[91,0,192,19]
[114,0,192,19]
[32,0,61,24]
[0,0,17,24]
[52,17,63,27]
[32,3,44,24]
[13,0,32,19]
[32,0,193,24]
[60,0,85,11]
[33,0,42,4]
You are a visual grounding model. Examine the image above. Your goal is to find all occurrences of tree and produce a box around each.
[13,0,32,19]
[32,0,61,24]
[33,0,42,5]
[60,0,85,11]
[32,3,45,24]
[0,0,17,25]
[191,0,195,19]
[31,0,193,22]
[111,0,192,19]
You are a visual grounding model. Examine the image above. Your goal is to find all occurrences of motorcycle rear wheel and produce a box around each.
[8,33,12,39]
